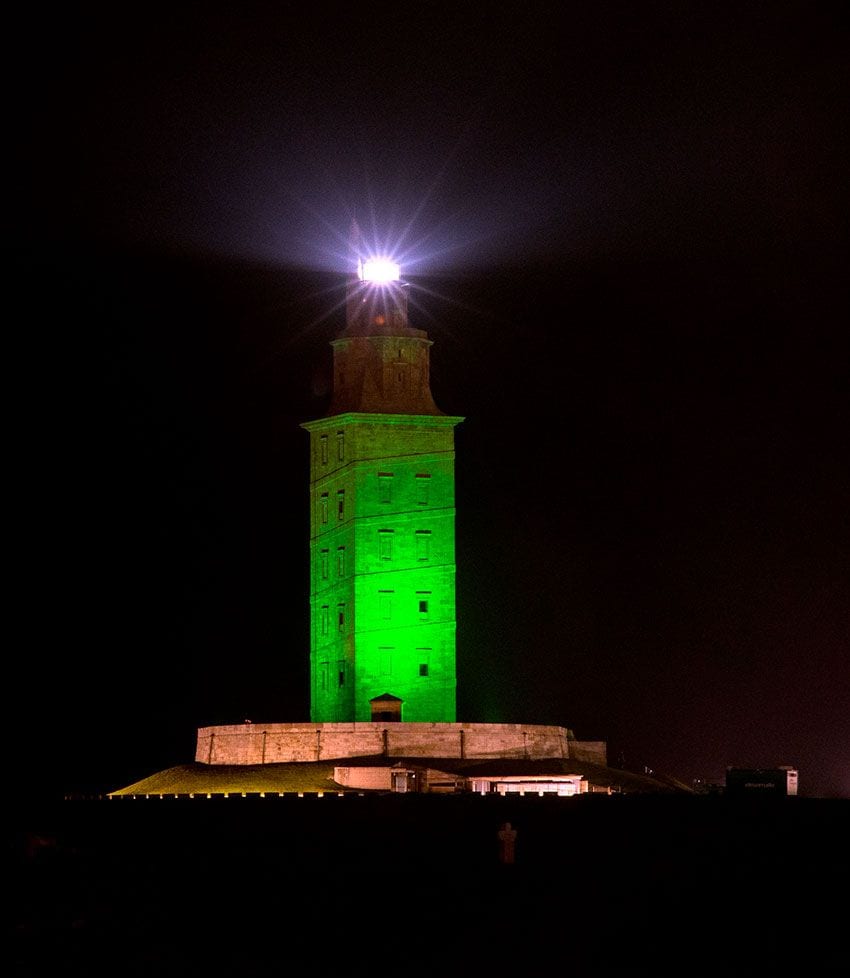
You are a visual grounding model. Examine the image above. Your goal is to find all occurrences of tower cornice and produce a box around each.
[302,412,464,432]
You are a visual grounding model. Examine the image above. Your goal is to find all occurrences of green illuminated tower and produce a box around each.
[302,233,463,722]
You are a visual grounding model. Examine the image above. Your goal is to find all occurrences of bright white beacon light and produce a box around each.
[359,258,400,283]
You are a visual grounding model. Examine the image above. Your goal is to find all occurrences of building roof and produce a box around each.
[108,755,693,797]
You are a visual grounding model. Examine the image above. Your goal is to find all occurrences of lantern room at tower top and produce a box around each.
[301,236,464,723]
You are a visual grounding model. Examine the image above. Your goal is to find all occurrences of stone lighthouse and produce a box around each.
[301,225,463,723]
[188,226,606,774]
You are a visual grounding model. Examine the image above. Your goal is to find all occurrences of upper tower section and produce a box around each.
[326,222,443,417]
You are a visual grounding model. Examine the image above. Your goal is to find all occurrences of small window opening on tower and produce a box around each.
[419,663,429,677]
[321,606,329,635]
[337,490,345,520]
[379,590,394,620]
[379,647,394,675]
[337,547,345,577]
[320,661,328,690]
[337,662,345,687]
[320,494,329,524]
[320,549,329,579]
[417,592,431,618]
[378,473,394,503]
[337,431,345,461]
[320,435,328,464]
[337,604,346,632]
[415,530,431,561]
[379,530,394,560]
[415,474,431,506]
[417,648,431,678]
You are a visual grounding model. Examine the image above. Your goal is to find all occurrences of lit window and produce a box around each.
[415,474,431,506]
[320,494,328,524]
[337,490,345,520]
[378,472,394,504]
[415,530,431,561]
[320,549,329,579]
[337,431,345,462]
[337,546,345,577]
[320,435,328,464]
[379,530,394,560]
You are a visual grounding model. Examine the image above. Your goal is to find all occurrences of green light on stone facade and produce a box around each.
[302,413,462,722]
[302,244,463,723]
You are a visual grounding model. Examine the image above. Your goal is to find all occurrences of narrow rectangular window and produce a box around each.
[337,490,345,520]
[379,530,394,561]
[378,473,393,504]
[337,431,345,461]
[320,435,328,464]
[320,661,328,690]
[417,592,431,618]
[415,474,431,506]
[419,663,429,677]
[415,530,431,561]
[320,549,329,579]
[417,648,431,678]
[337,546,345,577]
[379,590,394,620]
[379,647,394,676]
[320,493,328,524]
[337,604,346,632]
[337,661,345,687]
[321,605,329,635]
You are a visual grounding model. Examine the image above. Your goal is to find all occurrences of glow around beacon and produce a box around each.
[358,258,400,283]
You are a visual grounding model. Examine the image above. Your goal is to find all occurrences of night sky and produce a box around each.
[14,2,848,799]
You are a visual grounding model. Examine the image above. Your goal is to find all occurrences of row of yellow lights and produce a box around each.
[80,789,590,800]
[65,791,580,801]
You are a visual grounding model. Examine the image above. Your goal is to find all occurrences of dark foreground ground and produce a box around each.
[13,794,847,976]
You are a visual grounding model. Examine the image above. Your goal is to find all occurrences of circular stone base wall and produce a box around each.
[196,721,593,765]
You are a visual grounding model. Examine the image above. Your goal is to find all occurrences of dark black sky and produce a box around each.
[13,2,848,799]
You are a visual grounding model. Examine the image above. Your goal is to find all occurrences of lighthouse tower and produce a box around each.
[301,227,463,723]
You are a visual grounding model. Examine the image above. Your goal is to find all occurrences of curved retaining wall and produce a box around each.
[195,721,605,765]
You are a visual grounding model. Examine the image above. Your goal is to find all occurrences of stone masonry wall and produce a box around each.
[195,722,601,765]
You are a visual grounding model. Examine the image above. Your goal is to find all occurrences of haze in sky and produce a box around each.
[14,2,847,798]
